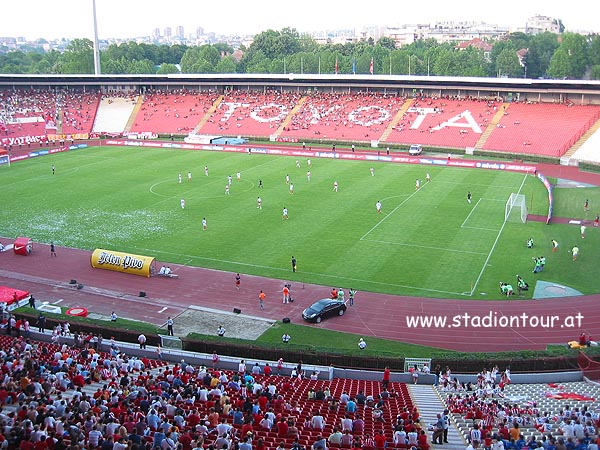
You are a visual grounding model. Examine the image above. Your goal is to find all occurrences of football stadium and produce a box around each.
[1,73,600,450]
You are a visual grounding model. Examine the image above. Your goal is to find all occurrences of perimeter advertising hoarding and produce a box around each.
[90,249,155,277]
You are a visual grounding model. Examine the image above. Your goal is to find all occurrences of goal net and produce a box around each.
[505,193,527,223]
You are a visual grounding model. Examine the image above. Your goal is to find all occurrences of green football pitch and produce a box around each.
[1,146,598,299]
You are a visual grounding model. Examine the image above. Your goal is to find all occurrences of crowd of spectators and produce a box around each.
[0,89,99,139]
[436,366,600,450]
[0,330,424,450]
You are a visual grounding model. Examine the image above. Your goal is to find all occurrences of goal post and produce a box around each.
[505,193,528,223]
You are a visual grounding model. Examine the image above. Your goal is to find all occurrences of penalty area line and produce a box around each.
[461,197,482,228]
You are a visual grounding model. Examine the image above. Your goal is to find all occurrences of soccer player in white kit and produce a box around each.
[376,201,382,213]
[180,198,185,209]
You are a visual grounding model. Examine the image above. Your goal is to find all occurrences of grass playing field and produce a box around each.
[1,145,598,300]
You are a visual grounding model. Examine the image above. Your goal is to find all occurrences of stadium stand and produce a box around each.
[0,89,99,140]
[435,372,600,447]
[2,318,600,450]
[279,92,408,143]
[4,88,600,164]
[567,122,600,165]
[482,102,600,157]
[197,90,303,137]
[57,91,101,136]
[92,93,140,134]
[129,89,220,135]
[384,97,501,149]
[0,327,423,450]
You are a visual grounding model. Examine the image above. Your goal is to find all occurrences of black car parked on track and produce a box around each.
[302,298,347,323]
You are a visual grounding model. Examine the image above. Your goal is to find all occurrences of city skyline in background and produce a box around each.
[1,0,598,42]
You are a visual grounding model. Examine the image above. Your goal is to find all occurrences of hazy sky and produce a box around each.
[3,0,597,40]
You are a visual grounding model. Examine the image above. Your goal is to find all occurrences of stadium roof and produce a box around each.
[1,73,600,98]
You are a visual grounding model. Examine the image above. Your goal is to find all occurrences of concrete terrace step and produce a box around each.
[408,384,466,450]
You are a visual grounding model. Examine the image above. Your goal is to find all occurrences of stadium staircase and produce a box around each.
[408,384,465,450]
[274,95,308,137]
[193,94,224,134]
[55,109,64,134]
[474,103,508,150]
[379,99,414,143]
[123,94,145,133]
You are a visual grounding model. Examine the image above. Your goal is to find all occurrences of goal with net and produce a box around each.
[505,193,528,223]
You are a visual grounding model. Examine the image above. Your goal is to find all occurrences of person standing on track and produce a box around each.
[166,317,174,336]
[349,288,357,306]
[283,285,290,303]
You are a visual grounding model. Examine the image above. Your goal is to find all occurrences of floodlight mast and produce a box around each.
[92,0,101,75]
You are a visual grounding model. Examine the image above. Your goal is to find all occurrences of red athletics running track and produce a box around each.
[1,148,600,352]
[1,240,599,353]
